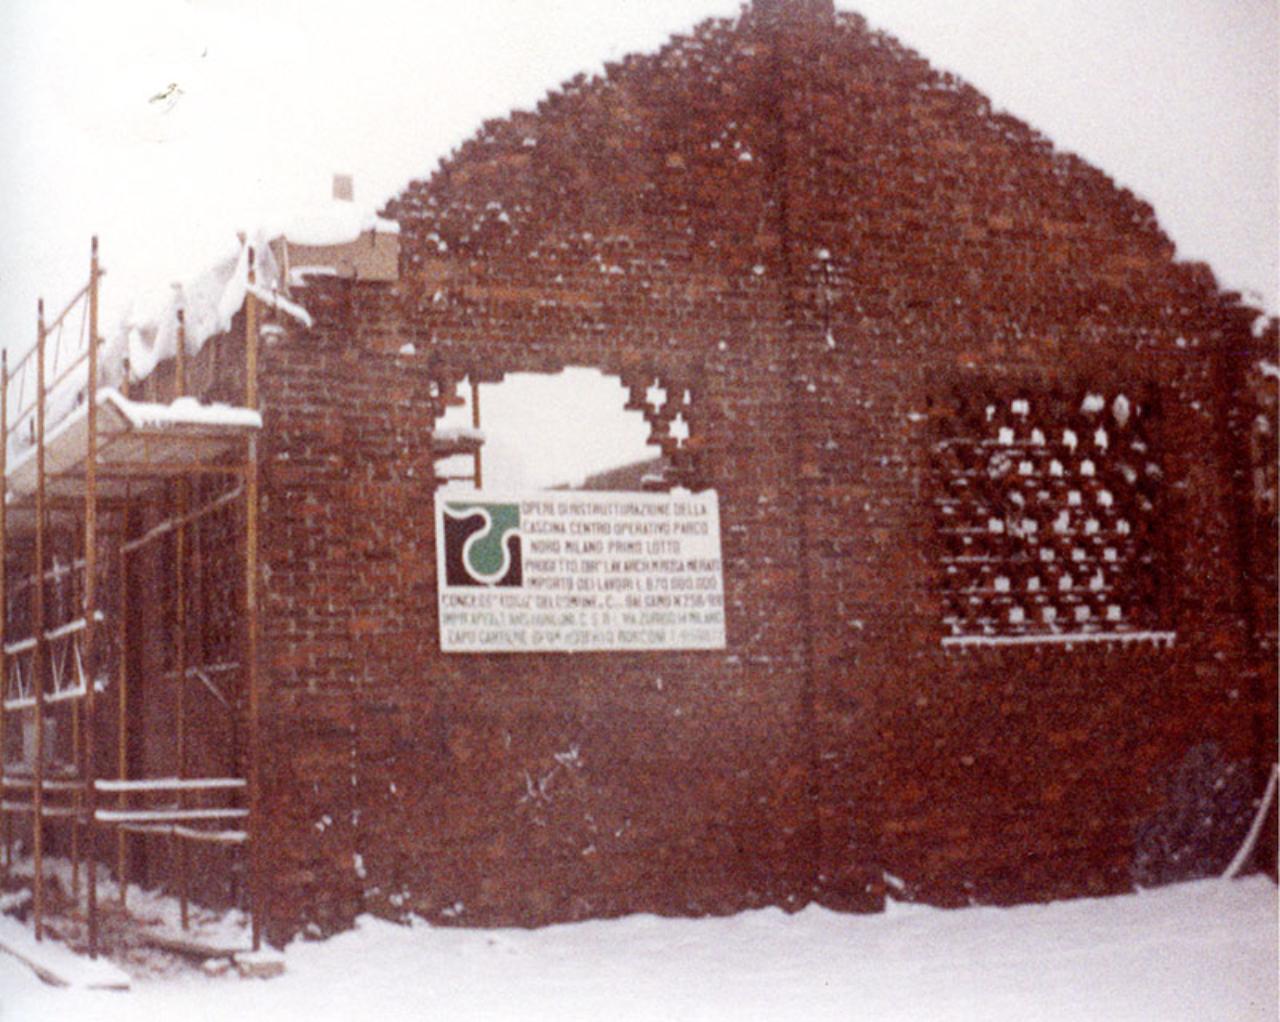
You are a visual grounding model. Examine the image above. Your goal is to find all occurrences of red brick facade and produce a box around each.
[239,2,1275,939]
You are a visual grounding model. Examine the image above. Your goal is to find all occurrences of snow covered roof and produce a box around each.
[108,201,398,390]
[276,205,400,247]
[2,192,399,486]
[93,231,297,395]
[270,207,401,287]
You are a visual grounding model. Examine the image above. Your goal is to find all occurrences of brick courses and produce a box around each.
[224,1,1275,939]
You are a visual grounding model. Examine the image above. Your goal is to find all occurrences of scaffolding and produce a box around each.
[0,238,264,957]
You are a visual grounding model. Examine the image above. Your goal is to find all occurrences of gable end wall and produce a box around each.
[248,8,1272,939]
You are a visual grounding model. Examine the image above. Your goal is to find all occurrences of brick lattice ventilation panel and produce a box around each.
[932,387,1166,644]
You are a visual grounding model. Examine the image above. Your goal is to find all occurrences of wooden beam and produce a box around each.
[70,462,245,479]
[0,929,130,990]
[120,485,242,557]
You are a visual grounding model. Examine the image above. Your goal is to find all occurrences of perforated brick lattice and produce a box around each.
[932,387,1165,642]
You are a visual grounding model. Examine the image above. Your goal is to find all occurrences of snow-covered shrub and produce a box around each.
[1132,742,1254,887]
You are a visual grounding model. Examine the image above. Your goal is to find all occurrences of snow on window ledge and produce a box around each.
[940,630,1176,650]
[434,426,486,444]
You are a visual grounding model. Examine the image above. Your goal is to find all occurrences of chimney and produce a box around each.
[332,173,354,202]
[753,0,836,22]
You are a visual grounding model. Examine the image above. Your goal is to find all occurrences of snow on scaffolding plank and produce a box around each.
[2,612,104,657]
[1,762,78,780]
[0,914,131,990]
[5,387,260,504]
[108,392,262,433]
[1,775,85,791]
[1,802,82,818]
[94,776,246,792]
[173,825,248,844]
[95,807,248,823]
[4,683,87,712]
[118,823,248,843]
[141,930,251,961]
[4,391,126,497]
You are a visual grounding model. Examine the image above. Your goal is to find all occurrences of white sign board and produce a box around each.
[435,491,726,652]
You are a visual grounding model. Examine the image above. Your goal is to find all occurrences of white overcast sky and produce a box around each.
[0,0,1276,361]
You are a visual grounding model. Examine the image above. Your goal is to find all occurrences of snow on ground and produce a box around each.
[0,914,129,990]
[1,876,1275,1022]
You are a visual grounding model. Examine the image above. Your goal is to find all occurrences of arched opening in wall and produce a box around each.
[434,367,688,492]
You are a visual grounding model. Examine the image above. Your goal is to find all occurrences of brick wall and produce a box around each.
[248,2,1273,939]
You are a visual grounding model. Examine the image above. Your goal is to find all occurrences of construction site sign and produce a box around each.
[435,491,726,652]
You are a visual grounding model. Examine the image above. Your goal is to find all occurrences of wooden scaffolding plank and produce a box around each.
[0,916,131,990]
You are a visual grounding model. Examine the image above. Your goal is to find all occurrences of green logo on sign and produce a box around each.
[442,502,523,587]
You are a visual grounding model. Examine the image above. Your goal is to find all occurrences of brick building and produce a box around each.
[236,0,1275,937]
[9,0,1271,947]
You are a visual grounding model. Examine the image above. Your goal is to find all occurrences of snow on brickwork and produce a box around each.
[239,1,1275,939]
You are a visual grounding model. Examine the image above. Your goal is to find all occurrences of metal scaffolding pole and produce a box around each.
[244,251,263,950]
[85,236,101,957]
[115,527,128,907]
[116,359,130,909]
[0,348,8,873]
[175,306,191,932]
[3,238,263,954]
[33,299,47,942]
[71,551,81,904]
